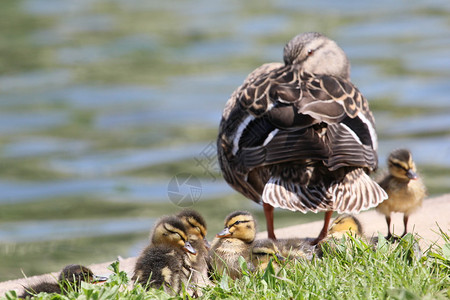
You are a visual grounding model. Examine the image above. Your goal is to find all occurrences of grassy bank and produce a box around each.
[4,232,449,300]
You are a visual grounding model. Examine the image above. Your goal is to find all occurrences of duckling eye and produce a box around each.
[307,49,314,56]
[234,221,242,226]
[391,162,406,171]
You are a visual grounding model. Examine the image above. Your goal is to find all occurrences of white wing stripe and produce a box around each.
[232,115,254,155]
[357,112,378,150]
[340,123,363,145]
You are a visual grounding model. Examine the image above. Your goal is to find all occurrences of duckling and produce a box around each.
[209,211,256,279]
[176,209,211,286]
[275,238,317,261]
[217,31,387,243]
[327,214,363,239]
[20,264,107,298]
[315,214,367,257]
[376,149,427,239]
[251,239,285,272]
[133,216,196,295]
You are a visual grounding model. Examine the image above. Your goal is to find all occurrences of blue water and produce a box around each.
[0,0,449,247]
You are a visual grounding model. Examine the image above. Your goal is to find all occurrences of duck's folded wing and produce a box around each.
[235,68,378,171]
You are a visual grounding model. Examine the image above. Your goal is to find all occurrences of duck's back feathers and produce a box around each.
[218,57,386,212]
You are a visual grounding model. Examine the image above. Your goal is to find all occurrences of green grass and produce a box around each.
[4,232,449,300]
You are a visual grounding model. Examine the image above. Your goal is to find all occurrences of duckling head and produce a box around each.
[151,216,196,255]
[387,149,418,181]
[216,211,256,243]
[283,32,350,79]
[251,239,285,266]
[59,264,107,285]
[176,209,210,249]
[327,214,363,238]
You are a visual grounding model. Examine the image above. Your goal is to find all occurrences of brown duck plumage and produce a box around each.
[217,32,387,243]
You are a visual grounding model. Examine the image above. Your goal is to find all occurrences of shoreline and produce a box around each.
[1,193,449,297]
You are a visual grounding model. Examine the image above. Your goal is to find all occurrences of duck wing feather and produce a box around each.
[218,63,386,211]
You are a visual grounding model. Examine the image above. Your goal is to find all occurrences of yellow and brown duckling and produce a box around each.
[209,211,256,279]
[133,216,196,295]
[327,214,363,239]
[316,214,367,257]
[251,239,285,272]
[217,31,387,243]
[176,209,211,286]
[20,264,107,298]
[376,149,427,239]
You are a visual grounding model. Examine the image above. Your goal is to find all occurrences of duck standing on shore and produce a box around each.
[376,149,426,239]
[217,32,387,243]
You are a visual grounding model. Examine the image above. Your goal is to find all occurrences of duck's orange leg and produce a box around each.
[311,210,333,245]
[263,202,276,240]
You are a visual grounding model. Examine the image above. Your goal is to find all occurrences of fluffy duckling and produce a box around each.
[251,239,285,272]
[133,216,196,295]
[376,149,427,239]
[217,31,387,243]
[20,264,107,298]
[274,215,363,261]
[275,238,317,261]
[316,214,366,257]
[209,211,256,279]
[327,214,363,239]
[176,209,211,286]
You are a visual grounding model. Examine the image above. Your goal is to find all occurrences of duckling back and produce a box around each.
[275,238,316,261]
[20,281,61,298]
[133,244,190,294]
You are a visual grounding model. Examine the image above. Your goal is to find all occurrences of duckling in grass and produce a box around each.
[209,211,256,279]
[327,214,363,239]
[20,264,107,298]
[176,209,211,286]
[275,238,317,261]
[133,216,196,295]
[315,214,368,257]
[376,149,427,239]
[251,239,285,272]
